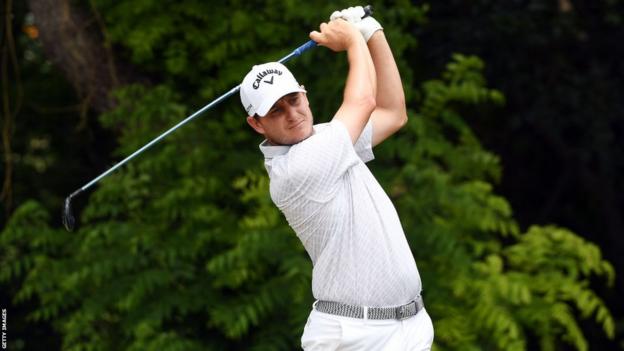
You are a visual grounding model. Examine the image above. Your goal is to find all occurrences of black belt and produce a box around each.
[314,296,424,320]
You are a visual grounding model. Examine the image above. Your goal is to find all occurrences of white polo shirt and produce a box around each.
[260,119,421,307]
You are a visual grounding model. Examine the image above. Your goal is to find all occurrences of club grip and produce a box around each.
[295,5,373,55]
[294,40,318,56]
[280,5,375,63]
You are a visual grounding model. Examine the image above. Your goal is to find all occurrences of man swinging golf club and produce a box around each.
[241,6,434,350]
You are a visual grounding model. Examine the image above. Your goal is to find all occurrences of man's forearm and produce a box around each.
[332,34,377,144]
[367,31,406,117]
[311,18,378,143]
[344,35,377,106]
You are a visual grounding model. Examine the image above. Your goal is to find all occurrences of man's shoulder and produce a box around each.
[293,121,344,149]
[312,121,331,132]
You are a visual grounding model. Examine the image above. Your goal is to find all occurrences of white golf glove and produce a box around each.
[330,6,382,42]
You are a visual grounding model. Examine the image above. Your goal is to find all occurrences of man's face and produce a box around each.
[247,92,314,145]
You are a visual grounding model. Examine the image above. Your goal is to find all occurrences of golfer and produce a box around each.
[240,7,434,350]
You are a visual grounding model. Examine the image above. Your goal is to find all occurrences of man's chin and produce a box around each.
[267,126,314,146]
[292,129,314,144]
[277,129,312,146]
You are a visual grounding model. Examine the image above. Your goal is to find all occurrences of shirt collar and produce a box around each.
[259,139,291,159]
[258,123,328,160]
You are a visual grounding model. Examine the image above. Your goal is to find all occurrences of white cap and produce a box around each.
[240,62,306,117]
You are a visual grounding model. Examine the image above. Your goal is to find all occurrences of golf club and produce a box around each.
[62,5,373,231]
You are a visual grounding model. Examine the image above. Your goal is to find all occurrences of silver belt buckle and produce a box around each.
[395,302,412,320]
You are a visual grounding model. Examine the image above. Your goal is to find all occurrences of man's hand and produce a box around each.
[309,19,362,52]
[330,6,383,42]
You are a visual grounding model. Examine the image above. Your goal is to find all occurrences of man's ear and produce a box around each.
[246,116,265,135]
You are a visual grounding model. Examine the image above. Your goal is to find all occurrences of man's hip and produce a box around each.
[301,297,434,351]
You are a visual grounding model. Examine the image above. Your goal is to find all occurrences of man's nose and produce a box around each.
[284,105,298,120]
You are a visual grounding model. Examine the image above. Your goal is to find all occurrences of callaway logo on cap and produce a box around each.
[240,62,306,117]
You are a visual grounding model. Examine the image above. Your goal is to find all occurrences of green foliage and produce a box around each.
[0,1,615,350]
[415,7,624,350]
[391,54,614,351]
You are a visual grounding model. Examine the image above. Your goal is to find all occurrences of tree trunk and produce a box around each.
[28,0,137,114]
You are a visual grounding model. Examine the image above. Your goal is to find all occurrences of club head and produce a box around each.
[62,195,76,231]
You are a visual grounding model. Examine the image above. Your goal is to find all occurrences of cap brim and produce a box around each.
[256,86,306,117]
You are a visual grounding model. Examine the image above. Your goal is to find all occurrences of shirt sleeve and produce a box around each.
[287,119,361,202]
[354,119,375,163]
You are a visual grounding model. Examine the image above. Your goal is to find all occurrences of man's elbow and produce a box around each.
[392,94,407,130]
[396,97,408,129]
[398,111,408,129]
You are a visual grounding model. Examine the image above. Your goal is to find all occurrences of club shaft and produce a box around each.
[80,85,240,191]
[77,41,313,193]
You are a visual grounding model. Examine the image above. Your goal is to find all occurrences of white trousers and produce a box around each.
[301,307,434,350]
